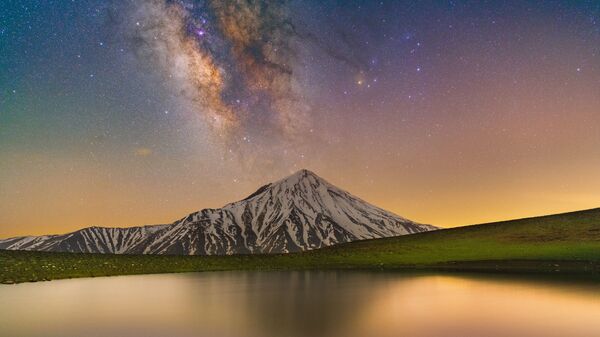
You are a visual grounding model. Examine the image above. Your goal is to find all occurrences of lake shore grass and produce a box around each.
[2,208,599,284]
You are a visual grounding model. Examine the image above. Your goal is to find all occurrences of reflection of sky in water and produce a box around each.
[1,272,599,337]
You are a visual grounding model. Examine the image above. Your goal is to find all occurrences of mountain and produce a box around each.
[0,169,437,255]
[0,225,168,254]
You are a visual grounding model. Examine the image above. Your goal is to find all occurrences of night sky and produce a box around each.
[1,0,599,237]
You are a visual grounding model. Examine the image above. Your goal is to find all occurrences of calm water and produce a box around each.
[1,271,599,337]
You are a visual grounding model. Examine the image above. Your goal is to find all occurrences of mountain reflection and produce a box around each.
[1,271,599,337]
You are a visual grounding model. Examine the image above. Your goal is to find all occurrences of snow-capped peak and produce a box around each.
[0,170,437,255]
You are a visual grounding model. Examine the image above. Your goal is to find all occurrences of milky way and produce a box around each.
[2,0,600,236]
[124,0,310,150]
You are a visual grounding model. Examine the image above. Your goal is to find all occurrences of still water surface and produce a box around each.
[1,271,599,337]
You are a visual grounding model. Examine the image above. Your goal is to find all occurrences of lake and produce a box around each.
[1,271,599,337]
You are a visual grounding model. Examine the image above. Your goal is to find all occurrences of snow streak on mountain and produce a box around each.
[0,170,437,255]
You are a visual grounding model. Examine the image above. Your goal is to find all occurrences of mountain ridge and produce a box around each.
[0,169,436,255]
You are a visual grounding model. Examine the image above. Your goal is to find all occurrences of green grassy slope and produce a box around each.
[2,208,600,284]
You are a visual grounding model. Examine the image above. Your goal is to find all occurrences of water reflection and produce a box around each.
[0,271,599,337]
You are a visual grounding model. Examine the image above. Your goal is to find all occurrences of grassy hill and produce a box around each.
[2,208,600,284]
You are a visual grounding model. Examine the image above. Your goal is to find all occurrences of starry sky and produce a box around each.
[1,0,599,237]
